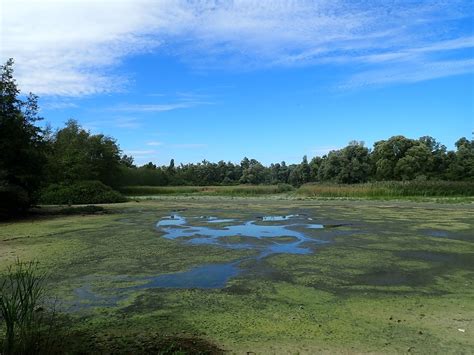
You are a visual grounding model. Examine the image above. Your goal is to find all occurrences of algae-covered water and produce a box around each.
[1,198,473,353]
[151,213,328,287]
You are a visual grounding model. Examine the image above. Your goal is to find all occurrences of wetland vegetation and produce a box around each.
[1,59,473,354]
[1,198,473,353]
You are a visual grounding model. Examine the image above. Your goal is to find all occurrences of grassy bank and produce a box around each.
[119,184,294,196]
[119,181,474,201]
[297,181,474,198]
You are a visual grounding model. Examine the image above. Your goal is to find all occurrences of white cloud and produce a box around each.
[41,99,79,110]
[111,102,201,113]
[344,59,474,89]
[2,0,473,96]
[146,141,163,146]
[83,116,141,131]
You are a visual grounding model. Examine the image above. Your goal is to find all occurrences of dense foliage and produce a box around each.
[1,58,473,214]
[0,60,125,212]
[122,137,473,187]
[0,59,46,213]
[38,181,126,205]
[45,119,122,188]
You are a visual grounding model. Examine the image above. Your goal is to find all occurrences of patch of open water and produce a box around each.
[146,214,329,289]
[72,214,340,307]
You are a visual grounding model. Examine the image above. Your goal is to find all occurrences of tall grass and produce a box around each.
[297,181,474,198]
[119,184,294,196]
[120,182,473,198]
[0,260,59,354]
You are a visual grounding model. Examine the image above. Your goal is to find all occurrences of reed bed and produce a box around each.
[119,184,294,196]
[297,181,474,198]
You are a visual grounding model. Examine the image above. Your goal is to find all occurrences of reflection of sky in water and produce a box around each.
[261,214,298,221]
[207,218,236,223]
[156,214,326,256]
[144,214,330,289]
[156,215,186,226]
[72,215,334,305]
[133,263,240,289]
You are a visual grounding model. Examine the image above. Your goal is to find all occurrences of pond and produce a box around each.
[147,214,330,288]
[71,213,339,309]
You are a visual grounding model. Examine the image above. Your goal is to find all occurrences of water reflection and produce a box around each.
[148,214,329,288]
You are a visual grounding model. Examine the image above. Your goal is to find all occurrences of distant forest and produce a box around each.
[119,134,473,187]
[1,59,473,213]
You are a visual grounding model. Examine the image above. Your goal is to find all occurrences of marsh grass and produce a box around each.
[0,260,61,354]
[119,181,473,199]
[297,181,474,198]
[120,184,294,196]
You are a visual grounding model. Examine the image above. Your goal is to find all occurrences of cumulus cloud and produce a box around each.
[2,0,473,95]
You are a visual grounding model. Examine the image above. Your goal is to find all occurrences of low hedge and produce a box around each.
[39,181,126,205]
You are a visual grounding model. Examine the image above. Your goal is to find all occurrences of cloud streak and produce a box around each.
[111,102,202,113]
[2,0,473,95]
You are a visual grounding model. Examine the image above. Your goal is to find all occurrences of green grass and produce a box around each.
[0,198,473,353]
[298,180,474,198]
[119,184,294,196]
[119,181,474,202]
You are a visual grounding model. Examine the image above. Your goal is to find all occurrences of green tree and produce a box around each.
[0,59,46,214]
[447,137,474,180]
[288,156,311,186]
[394,144,433,180]
[240,159,268,184]
[318,142,371,183]
[309,157,322,181]
[372,136,416,180]
[418,136,448,179]
[46,119,122,187]
[120,154,135,168]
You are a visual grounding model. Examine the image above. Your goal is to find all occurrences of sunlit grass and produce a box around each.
[119,184,294,196]
[297,181,474,198]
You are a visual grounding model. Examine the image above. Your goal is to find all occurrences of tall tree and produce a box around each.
[0,59,46,213]
[447,137,474,180]
[317,142,371,183]
[371,136,416,180]
[46,119,122,187]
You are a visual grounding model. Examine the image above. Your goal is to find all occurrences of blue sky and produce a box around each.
[2,0,473,165]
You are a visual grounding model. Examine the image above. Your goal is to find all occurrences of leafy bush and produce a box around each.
[39,181,126,205]
[0,183,30,216]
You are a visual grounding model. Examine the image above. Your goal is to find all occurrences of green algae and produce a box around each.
[0,198,473,353]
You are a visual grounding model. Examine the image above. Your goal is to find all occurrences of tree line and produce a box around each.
[120,135,473,187]
[1,59,473,214]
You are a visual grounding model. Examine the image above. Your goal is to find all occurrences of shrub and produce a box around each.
[39,180,126,205]
[0,183,30,216]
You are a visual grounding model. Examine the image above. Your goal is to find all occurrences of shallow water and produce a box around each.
[71,214,341,307]
[133,262,241,289]
[149,214,329,289]
[260,214,299,221]
[156,214,326,253]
